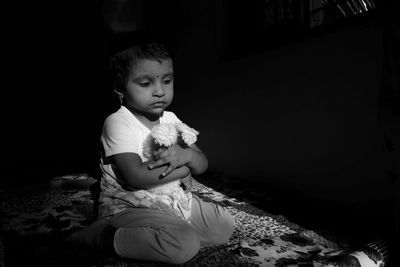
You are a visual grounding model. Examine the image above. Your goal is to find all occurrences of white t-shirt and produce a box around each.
[98,106,192,221]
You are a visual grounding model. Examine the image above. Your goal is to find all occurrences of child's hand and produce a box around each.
[149,144,191,177]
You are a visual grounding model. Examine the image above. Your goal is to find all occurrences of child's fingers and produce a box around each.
[161,164,176,177]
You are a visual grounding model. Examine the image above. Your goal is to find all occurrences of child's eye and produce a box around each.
[163,78,173,85]
[138,81,151,87]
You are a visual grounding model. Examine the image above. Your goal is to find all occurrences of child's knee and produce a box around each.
[114,224,200,264]
[218,210,235,243]
[164,225,201,264]
[208,209,235,245]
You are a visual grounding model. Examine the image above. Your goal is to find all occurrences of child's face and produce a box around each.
[123,59,174,119]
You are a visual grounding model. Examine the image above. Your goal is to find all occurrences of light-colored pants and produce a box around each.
[68,195,234,265]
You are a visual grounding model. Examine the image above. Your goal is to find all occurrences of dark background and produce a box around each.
[2,0,399,260]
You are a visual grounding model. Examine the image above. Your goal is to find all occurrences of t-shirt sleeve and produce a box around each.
[165,111,182,124]
[101,115,140,157]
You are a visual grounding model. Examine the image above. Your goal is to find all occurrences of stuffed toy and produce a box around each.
[143,122,199,196]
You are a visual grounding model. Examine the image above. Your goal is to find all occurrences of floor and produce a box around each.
[195,172,398,266]
[3,159,398,266]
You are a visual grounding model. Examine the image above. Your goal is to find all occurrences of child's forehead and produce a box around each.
[131,58,173,76]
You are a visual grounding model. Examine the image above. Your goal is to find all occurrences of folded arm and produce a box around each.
[111,152,191,190]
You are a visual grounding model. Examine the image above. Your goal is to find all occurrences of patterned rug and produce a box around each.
[0,173,389,266]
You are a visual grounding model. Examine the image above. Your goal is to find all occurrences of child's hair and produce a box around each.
[109,31,172,93]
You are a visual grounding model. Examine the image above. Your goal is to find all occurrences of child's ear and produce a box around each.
[114,88,124,104]
[113,88,123,97]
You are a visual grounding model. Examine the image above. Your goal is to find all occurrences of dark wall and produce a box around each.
[180,23,388,202]
[3,2,115,178]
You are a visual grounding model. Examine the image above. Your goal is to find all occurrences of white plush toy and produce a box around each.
[143,122,199,195]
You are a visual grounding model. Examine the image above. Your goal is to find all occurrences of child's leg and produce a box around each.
[108,208,200,264]
[68,208,201,264]
[67,217,116,254]
[189,195,235,245]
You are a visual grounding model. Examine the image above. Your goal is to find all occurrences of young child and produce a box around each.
[68,31,234,265]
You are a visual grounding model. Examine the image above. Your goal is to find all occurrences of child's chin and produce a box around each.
[150,108,165,115]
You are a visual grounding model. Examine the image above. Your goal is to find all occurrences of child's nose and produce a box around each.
[153,82,165,97]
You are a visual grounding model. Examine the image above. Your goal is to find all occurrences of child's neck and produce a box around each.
[125,105,160,130]
[137,115,160,130]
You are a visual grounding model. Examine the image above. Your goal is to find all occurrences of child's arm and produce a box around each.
[111,152,191,190]
[149,143,208,177]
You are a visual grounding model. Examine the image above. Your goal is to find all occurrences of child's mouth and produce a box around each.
[152,102,166,107]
